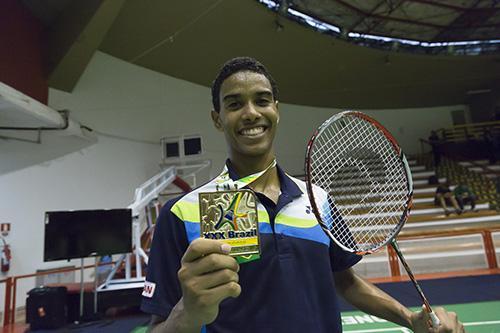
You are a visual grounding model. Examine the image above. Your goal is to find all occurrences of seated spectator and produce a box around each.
[434,181,462,216]
[454,183,477,212]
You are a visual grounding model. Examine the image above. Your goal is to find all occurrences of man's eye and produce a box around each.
[227,102,241,110]
[256,99,271,106]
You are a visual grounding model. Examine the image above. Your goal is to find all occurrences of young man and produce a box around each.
[142,57,463,333]
[434,181,462,216]
[453,183,477,212]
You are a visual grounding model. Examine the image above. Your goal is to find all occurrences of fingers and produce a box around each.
[178,238,240,293]
[209,281,242,303]
[177,238,241,325]
[190,252,240,275]
[422,307,464,333]
[186,268,240,291]
[410,306,433,333]
[435,307,464,333]
[182,238,231,263]
[185,281,242,314]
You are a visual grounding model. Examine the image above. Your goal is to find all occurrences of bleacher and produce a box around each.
[355,123,500,280]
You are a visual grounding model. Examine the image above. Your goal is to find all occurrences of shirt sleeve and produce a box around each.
[325,196,362,272]
[140,197,189,317]
[329,240,362,272]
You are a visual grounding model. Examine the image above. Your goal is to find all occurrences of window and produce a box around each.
[184,137,202,156]
[165,142,180,158]
[161,135,203,161]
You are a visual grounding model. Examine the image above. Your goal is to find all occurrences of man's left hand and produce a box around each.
[410,305,465,333]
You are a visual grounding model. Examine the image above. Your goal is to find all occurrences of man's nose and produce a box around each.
[241,102,261,121]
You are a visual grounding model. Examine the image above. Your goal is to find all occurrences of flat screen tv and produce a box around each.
[44,209,132,261]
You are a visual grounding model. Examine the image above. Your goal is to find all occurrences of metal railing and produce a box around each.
[436,120,500,143]
[3,226,500,327]
[2,261,115,327]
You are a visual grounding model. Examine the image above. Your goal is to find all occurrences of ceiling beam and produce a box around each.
[47,0,126,92]
[332,0,442,29]
[431,0,497,42]
[332,0,500,31]
[346,0,386,33]
[364,0,408,35]
[406,0,499,12]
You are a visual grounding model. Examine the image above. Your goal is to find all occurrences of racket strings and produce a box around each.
[309,115,410,252]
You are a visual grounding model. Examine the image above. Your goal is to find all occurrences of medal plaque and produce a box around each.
[199,190,260,258]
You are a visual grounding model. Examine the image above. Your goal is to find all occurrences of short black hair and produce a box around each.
[211,57,279,112]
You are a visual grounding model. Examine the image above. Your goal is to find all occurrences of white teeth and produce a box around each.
[241,127,265,136]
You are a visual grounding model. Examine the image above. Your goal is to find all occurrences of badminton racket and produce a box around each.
[304,110,440,328]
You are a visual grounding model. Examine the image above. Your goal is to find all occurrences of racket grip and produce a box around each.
[429,311,440,328]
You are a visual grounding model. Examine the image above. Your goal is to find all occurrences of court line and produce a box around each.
[344,320,500,333]
[464,320,500,326]
[344,328,411,333]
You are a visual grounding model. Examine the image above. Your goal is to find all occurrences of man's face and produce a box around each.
[211,71,279,160]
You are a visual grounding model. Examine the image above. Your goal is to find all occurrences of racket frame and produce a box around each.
[305,111,414,255]
[305,111,440,327]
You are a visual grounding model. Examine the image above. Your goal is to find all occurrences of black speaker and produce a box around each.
[26,286,67,330]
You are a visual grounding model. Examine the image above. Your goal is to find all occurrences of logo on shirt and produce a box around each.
[142,281,156,298]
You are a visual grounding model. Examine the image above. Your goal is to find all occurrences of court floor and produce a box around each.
[342,301,500,333]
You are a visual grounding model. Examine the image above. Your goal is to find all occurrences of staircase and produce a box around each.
[354,157,500,279]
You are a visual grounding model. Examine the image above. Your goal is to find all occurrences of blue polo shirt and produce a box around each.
[141,162,361,332]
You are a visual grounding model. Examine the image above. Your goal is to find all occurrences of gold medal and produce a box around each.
[199,190,260,259]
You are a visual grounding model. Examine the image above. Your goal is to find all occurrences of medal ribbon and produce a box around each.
[215,158,277,191]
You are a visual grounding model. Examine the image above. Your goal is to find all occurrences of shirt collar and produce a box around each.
[225,159,302,198]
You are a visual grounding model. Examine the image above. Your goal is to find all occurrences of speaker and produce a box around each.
[26,286,67,330]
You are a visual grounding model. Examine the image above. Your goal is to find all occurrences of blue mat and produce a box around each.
[339,274,500,311]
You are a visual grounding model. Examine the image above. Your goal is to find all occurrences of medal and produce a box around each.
[199,159,276,263]
[199,190,259,258]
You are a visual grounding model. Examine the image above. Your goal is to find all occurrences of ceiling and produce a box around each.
[22,0,500,109]
[288,0,500,42]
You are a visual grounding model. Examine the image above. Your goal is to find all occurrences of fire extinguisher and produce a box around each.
[1,236,10,273]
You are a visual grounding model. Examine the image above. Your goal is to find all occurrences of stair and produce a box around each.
[401,158,500,231]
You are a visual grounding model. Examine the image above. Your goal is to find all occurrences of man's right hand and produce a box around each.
[177,238,241,327]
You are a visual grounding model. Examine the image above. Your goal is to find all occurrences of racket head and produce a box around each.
[305,111,413,255]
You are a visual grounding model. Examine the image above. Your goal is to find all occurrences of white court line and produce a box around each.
[344,328,410,333]
[344,320,500,333]
[463,320,500,326]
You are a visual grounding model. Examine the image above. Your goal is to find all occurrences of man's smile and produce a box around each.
[238,126,268,137]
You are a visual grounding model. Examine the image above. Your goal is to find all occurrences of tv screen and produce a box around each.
[44,209,132,261]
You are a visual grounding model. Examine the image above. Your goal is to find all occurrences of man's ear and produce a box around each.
[211,110,224,131]
[275,100,280,124]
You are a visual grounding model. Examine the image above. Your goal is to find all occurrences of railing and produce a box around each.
[3,226,500,327]
[2,261,115,327]
[418,129,499,210]
[396,227,499,271]
[353,226,500,283]
[436,120,500,143]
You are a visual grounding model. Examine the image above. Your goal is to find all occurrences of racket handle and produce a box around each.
[429,311,440,328]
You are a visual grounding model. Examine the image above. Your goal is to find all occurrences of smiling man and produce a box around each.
[141,57,463,333]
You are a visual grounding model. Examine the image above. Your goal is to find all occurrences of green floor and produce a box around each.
[131,301,500,332]
[342,301,500,333]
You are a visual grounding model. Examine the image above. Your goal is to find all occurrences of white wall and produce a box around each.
[0,51,461,310]
[0,136,159,310]
[273,104,460,176]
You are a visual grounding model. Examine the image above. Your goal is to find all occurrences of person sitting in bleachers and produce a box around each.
[453,183,477,212]
[434,181,462,216]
